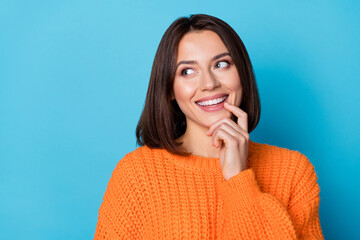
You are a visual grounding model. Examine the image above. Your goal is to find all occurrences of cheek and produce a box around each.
[220,73,242,105]
[173,80,197,104]
[227,71,242,90]
[228,80,241,90]
[221,75,242,92]
[217,68,241,89]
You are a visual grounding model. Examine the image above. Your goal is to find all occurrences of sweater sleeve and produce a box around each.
[94,155,143,240]
[216,153,324,240]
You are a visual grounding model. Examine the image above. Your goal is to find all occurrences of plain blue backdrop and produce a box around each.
[1,0,359,239]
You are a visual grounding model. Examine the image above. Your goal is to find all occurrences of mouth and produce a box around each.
[194,94,229,112]
[195,95,228,107]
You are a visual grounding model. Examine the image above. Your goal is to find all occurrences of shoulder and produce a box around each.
[112,145,165,177]
[249,140,316,180]
[249,140,319,201]
[117,145,164,166]
[249,140,313,167]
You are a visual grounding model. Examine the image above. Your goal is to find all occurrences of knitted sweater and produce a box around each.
[94,140,324,239]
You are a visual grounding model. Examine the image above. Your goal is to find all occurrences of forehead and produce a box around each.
[176,30,229,62]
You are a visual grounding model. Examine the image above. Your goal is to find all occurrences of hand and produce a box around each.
[206,102,249,180]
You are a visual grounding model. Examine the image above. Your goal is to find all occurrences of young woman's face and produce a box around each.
[173,30,243,129]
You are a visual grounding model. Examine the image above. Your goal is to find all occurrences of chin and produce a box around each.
[202,111,232,127]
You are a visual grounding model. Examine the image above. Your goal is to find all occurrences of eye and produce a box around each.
[180,68,195,76]
[215,61,230,69]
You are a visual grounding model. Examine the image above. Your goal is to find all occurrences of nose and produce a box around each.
[199,69,220,91]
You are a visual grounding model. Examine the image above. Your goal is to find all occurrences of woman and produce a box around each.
[94,14,324,239]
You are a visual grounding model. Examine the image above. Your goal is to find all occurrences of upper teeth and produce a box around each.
[197,96,227,106]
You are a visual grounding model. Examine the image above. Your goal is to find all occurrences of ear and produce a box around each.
[170,91,175,101]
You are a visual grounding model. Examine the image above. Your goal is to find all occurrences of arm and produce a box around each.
[207,103,323,239]
[287,153,323,239]
[216,154,324,240]
[94,156,142,240]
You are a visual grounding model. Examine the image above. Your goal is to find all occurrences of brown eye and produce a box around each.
[181,68,195,76]
[215,61,230,69]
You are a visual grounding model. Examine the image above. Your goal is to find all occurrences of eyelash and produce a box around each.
[180,60,231,76]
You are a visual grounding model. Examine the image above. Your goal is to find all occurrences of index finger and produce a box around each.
[224,102,248,132]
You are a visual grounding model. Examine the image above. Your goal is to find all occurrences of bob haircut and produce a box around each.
[136,14,261,156]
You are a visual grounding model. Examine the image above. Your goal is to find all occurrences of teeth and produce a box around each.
[197,96,227,106]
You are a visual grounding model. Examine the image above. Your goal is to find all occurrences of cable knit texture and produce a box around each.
[94,140,324,239]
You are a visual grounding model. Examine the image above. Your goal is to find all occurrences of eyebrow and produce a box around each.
[176,52,231,69]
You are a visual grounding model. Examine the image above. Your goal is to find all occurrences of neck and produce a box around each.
[176,123,220,158]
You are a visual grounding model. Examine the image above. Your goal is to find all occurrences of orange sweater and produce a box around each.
[94,140,324,239]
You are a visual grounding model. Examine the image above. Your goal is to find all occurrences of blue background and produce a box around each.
[1,0,359,239]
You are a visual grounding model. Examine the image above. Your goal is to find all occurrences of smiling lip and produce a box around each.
[195,94,229,112]
[195,93,229,103]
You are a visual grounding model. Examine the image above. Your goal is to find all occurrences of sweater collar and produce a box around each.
[160,139,258,170]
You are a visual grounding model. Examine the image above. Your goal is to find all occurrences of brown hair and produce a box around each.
[136,14,261,155]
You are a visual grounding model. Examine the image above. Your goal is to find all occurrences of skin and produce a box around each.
[173,30,249,181]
